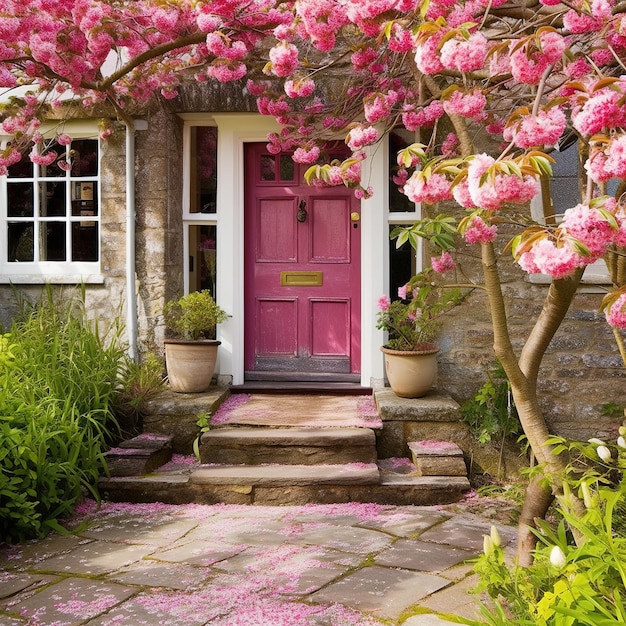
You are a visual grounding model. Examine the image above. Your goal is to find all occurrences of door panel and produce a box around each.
[244,143,361,380]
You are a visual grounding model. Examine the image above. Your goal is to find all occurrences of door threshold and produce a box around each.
[230,380,372,395]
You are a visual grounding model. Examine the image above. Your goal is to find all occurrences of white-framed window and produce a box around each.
[0,123,101,283]
[181,119,218,296]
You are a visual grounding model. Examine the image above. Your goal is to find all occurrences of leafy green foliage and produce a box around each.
[113,352,166,435]
[460,362,520,445]
[0,287,126,542]
[455,436,626,626]
[377,268,463,351]
[163,290,228,340]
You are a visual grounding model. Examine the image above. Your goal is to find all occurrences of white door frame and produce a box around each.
[185,113,392,386]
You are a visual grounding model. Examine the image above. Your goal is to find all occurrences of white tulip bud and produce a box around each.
[597,445,612,461]
[490,525,501,548]
[580,481,594,509]
[550,545,567,569]
[588,438,607,446]
[483,535,493,555]
[617,436,626,449]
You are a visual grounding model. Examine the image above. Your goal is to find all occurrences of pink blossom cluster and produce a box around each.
[517,202,621,279]
[442,89,487,120]
[431,251,456,273]
[404,172,453,205]
[458,154,539,212]
[572,86,626,136]
[503,108,567,149]
[347,125,379,150]
[605,293,626,328]
[439,32,488,72]
[463,215,498,244]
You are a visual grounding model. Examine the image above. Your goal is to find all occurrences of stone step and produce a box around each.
[98,465,470,506]
[200,427,377,465]
[409,441,468,477]
[104,433,173,477]
[190,462,380,486]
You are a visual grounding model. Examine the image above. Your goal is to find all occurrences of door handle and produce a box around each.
[297,200,307,222]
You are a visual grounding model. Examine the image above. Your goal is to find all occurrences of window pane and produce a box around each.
[41,222,66,261]
[8,158,32,178]
[7,182,34,217]
[40,144,65,178]
[8,222,34,261]
[389,130,415,212]
[71,139,98,176]
[72,222,98,261]
[41,182,66,217]
[279,155,294,181]
[190,126,217,213]
[389,225,416,300]
[189,224,217,295]
[260,155,275,181]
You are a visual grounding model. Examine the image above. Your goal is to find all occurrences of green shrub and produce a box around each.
[460,362,520,446]
[0,288,125,542]
[455,435,626,626]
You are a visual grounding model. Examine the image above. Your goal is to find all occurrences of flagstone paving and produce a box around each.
[0,499,516,625]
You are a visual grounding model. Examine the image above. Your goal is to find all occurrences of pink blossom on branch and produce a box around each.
[605,293,626,328]
[431,251,456,273]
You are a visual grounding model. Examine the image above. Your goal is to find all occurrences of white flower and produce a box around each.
[588,437,607,446]
[483,535,493,555]
[617,436,626,449]
[597,445,612,461]
[490,525,501,548]
[550,545,567,568]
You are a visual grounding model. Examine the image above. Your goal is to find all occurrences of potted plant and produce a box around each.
[377,269,461,398]
[163,290,228,393]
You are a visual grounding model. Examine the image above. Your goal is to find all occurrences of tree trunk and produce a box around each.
[480,242,584,563]
[516,476,554,567]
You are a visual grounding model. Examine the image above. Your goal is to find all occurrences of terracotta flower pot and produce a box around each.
[164,339,221,393]
[380,343,439,398]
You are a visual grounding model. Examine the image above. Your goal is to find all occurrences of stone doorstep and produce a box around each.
[409,441,468,478]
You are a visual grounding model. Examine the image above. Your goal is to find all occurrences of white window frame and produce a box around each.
[180,115,218,295]
[0,121,102,284]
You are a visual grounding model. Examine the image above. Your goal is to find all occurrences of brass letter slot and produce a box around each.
[280,271,323,286]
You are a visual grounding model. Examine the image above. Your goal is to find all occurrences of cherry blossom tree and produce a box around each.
[2,0,626,563]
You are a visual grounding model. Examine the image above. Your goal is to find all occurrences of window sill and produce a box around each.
[0,274,105,285]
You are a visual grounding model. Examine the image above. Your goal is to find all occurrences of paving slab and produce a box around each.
[78,517,198,545]
[419,572,483,620]
[292,525,394,554]
[356,507,451,537]
[30,541,155,576]
[374,538,477,572]
[190,462,381,485]
[109,560,214,590]
[309,565,449,620]
[6,577,135,625]
[148,541,245,566]
[419,516,513,551]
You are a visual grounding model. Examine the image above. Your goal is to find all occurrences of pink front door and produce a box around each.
[244,143,361,381]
